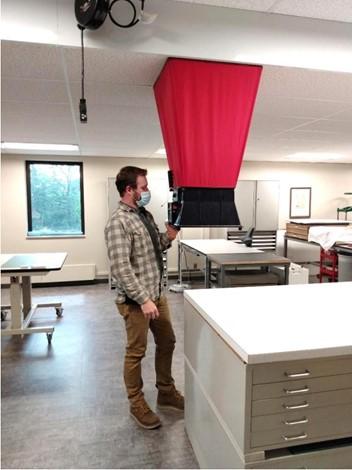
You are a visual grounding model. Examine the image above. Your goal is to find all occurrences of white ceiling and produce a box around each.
[1,0,352,163]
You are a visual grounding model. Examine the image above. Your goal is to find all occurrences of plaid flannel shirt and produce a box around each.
[105,201,171,304]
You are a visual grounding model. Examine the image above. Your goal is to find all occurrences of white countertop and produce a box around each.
[180,239,262,254]
[184,282,352,364]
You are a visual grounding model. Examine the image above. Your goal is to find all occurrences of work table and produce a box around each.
[184,282,352,364]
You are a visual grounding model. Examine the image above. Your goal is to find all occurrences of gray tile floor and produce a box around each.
[1,284,199,469]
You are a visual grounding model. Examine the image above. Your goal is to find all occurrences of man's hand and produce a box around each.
[141,299,159,320]
[165,223,178,241]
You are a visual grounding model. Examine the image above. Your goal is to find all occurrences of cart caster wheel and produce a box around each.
[55,307,63,317]
[47,333,53,345]
[1,310,8,321]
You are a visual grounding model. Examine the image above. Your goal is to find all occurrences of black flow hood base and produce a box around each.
[169,187,241,228]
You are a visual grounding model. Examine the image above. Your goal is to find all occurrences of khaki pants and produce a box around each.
[117,295,176,405]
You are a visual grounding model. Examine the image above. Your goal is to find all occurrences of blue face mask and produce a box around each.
[136,190,151,207]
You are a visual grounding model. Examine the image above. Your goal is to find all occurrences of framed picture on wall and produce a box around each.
[289,187,311,219]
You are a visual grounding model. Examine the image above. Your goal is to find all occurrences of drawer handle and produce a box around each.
[284,401,309,410]
[283,417,309,425]
[282,433,307,441]
[284,386,310,395]
[285,370,311,378]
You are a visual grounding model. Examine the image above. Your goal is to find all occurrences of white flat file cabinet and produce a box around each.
[184,283,352,469]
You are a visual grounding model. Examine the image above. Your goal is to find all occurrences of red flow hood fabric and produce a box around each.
[154,58,262,188]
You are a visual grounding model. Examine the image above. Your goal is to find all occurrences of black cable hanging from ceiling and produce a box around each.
[75,0,154,124]
[78,25,87,123]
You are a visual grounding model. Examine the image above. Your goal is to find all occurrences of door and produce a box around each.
[256,181,279,230]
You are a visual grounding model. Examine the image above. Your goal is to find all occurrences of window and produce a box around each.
[26,161,85,237]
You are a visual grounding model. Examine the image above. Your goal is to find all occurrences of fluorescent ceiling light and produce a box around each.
[285,152,342,162]
[1,142,79,152]
[235,49,351,74]
[156,148,166,155]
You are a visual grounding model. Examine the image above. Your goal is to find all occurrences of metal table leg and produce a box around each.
[22,275,32,317]
[205,258,211,288]
[219,265,225,288]
[9,276,22,329]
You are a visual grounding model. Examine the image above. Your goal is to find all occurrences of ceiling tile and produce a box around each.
[259,66,352,103]
[68,81,156,108]
[297,119,352,133]
[271,0,352,23]
[1,41,65,80]
[173,0,276,10]
[63,47,166,85]
[75,104,162,150]
[1,78,69,104]
[1,101,76,143]
[254,95,350,119]
[74,104,160,132]
[249,114,312,135]
[328,107,352,120]
[281,129,350,144]
[174,0,352,22]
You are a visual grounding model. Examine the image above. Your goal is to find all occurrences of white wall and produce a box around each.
[238,161,352,229]
[1,154,170,278]
[238,161,352,268]
[1,154,351,278]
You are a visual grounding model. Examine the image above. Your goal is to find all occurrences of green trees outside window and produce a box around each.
[26,161,85,236]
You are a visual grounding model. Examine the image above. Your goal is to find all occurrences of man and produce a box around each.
[105,166,184,430]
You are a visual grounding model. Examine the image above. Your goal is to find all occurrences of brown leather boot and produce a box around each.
[157,388,184,411]
[130,400,162,429]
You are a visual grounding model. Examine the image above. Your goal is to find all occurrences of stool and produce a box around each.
[319,248,338,282]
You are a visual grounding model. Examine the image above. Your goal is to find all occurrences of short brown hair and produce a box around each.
[115,166,147,196]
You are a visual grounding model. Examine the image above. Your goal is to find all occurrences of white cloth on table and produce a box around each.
[308,225,352,250]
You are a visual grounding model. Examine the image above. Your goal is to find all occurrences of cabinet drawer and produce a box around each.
[252,357,352,385]
[251,403,352,432]
[252,388,352,416]
[252,374,352,400]
[251,418,352,448]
